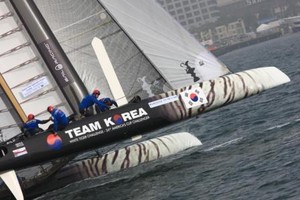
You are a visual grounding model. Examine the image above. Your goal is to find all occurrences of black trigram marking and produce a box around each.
[180,61,200,82]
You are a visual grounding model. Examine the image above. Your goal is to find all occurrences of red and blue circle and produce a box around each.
[189,93,199,102]
[113,114,124,125]
[47,134,63,150]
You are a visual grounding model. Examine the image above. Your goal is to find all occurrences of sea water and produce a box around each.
[36,33,300,200]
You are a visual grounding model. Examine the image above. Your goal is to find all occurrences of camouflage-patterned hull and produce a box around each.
[59,132,201,178]
[23,132,201,194]
[0,67,290,172]
[151,67,290,122]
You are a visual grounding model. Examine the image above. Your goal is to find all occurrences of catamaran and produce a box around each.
[0,0,290,199]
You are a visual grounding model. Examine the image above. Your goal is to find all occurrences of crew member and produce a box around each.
[96,97,118,113]
[100,98,118,108]
[47,106,69,132]
[79,89,109,117]
[95,97,118,113]
[22,114,51,137]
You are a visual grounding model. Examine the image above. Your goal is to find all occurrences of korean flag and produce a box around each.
[180,87,208,109]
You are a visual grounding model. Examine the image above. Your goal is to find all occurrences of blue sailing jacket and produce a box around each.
[50,108,69,131]
[79,94,109,112]
[23,119,42,135]
[100,98,118,108]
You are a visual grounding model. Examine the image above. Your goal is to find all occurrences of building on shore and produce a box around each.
[285,15,300,32]
[156,0,300,52]
[156,0,220,31]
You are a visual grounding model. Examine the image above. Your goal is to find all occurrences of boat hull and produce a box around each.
[0,67,290,171]
[6,132,200,199]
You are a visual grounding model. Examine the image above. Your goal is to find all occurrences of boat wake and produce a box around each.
[34,175,129,200]
[204,137,243,152]
[266,122,291,131]
[266,118,300,131]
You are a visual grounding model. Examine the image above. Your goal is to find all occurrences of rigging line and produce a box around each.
[101,29,122,40]
[115,90,142,103]
[0,12,13,21]
[124,57,172,98]
[0,25,23,39]
[0,42,31,57]
[63,29,122,56]
[122,77,169,101]
[127,52,145,96]
[1,57,39,74]
[113,51,141,70]
[20,86,58,104]
[0,107,13,113]
[151,77,172,90]
[63,43,95,56]
[0,123,21,131]
[97,1,170,89]
[10,72,48,89]
[53,10,106,34]
[35,102,66,117]
[58,20,113,44]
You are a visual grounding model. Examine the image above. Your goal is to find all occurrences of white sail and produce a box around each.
[99,0,230,89]
[0,1,72,140]
[33,0,169,100]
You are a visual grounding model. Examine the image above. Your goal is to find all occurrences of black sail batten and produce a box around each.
[8,0,88,114]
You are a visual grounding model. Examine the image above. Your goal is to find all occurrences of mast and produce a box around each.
[8,0,88,114]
